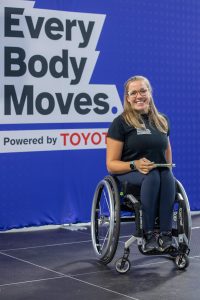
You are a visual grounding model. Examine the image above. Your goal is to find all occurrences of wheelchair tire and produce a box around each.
[115,258,131,274]
[175,254,189,270]
[176,180,192,243]
[91,175,120,264]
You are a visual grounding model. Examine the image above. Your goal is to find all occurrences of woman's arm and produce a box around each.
[106,137,154,174]
[165,137,172,163]
[106,137,131,174]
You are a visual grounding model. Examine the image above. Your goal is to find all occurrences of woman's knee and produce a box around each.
[160,168,175,188]
[143,168,160,185]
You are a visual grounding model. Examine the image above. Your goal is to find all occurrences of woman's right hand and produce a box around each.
[134,158,155,174]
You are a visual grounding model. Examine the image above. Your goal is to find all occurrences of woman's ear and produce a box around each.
[127,97,132,104]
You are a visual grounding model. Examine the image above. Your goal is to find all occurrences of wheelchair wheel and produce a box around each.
[91,175,120,264]
[175,254,189,270]
[115,258,131,274]
[176,180,192,243]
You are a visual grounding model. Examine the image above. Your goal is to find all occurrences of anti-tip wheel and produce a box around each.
[175,254,189,270]
[115,258,131,274]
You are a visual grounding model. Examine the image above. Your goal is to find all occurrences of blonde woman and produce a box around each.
[107,75,175,251]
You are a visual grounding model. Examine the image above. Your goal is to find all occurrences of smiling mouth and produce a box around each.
[134,99,146,104]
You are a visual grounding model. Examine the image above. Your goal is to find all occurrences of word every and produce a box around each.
[4,7,95,47]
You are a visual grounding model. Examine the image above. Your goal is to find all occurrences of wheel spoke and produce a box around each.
[100,229,109,251]
[103,189,110,213]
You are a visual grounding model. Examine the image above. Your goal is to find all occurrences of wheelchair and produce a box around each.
[91,175,192,274]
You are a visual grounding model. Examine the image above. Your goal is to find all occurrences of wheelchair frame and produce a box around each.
[91,175,192,274]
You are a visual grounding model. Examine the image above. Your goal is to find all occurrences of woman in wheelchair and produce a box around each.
[91,75,191,272]
[106,75,175,251]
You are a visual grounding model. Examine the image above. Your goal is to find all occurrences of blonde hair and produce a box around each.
[122,75,168,133]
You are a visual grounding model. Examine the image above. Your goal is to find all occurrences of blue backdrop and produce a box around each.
[0,0,199,231]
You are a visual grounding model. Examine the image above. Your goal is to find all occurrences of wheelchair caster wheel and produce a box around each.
[175,254,189,270]
[115,258,131,274]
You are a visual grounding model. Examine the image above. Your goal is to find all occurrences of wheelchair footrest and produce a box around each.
[138,245,179,256]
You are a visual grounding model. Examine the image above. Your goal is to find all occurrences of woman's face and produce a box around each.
[126,80,151,113]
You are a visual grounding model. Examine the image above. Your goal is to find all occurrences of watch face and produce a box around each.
[130,162,134,169]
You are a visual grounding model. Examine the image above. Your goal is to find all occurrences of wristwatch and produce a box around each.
[130,160,136,170]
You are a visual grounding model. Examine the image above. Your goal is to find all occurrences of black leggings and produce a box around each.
[116,168,175,232]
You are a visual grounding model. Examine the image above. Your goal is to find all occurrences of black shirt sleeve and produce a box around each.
[107,115,125,142]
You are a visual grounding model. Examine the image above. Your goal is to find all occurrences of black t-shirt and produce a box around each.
[107,113,170,163]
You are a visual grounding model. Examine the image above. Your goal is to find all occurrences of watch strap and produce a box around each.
[130,160,136,170]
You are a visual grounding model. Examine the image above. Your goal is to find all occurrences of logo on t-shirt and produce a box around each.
[136,128,152,135]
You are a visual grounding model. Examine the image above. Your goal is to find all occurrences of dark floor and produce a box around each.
[0,215,200,300]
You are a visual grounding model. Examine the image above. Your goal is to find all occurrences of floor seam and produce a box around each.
[0,276,65,287]
[0,240,92,252]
